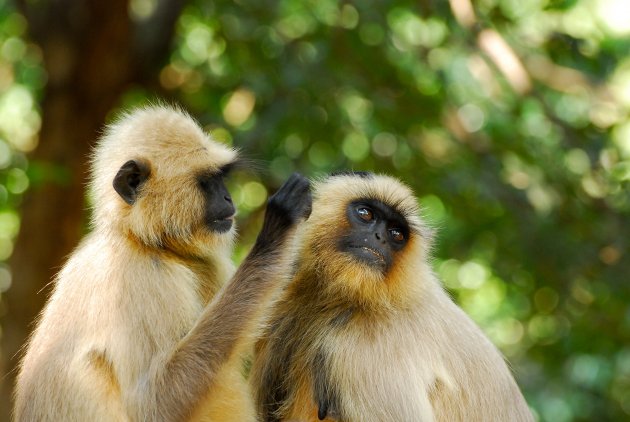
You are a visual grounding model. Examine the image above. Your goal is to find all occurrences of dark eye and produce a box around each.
[356,207,373,222]
[220,162,235,177]
[389,228,405,242]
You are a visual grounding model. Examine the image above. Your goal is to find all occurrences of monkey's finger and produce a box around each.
[280,174,312,220]
[270,173,310,205]
[300,190,313,220]
[275,173,309,196]
[262,173,313,229]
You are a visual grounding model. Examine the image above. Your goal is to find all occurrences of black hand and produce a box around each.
[263,173,312,230]
[254,173,312,250]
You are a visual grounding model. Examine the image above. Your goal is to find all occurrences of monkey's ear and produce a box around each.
[113,159,151,205]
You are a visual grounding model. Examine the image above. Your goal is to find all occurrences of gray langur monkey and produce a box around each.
[14,106,312,422]
[251,171,533,422]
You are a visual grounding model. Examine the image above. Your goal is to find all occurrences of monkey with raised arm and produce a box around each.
[14,106,311,422]
[251,171,532,422]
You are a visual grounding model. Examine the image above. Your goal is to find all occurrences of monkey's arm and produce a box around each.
[144,173,311,422]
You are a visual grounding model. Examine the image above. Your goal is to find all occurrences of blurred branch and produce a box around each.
[448,0,476,29]
[132,0,188,83]
[477,29,532,95]
[525,54,590,94]
[449,0,532,94]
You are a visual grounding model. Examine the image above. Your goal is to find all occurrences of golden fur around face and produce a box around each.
[90,106,238,255]
[295,173,431,310]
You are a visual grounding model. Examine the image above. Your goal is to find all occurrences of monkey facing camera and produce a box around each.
[14,105,311,422]
[251,171,534,422]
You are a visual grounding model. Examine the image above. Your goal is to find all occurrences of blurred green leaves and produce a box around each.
[0,4,41,296]
[1,0,629,420]
[156,1,629,420]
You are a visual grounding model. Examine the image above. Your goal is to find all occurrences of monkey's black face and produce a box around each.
[338,199,409,271]
[198,168,235,233]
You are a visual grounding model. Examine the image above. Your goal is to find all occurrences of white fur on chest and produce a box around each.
[324,312,447,422]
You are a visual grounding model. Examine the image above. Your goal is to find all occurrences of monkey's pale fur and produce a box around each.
[252,174,533,422]
[14,106,258,421]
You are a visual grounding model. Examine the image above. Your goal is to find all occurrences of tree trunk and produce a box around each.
[0,0,185,416]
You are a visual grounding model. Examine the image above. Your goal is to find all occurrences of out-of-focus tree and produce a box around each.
[1,0,629,420]
[0,0,187,416]
[156,1,629,420]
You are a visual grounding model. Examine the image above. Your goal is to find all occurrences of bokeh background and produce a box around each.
[0,0,629,420]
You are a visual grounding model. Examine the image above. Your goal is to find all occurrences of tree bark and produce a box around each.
[0,0,186,417]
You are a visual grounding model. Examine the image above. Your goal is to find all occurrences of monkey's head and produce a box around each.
[296,172,433,310]
[90,105,239,257]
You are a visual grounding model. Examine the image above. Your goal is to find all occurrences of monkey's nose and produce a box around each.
[374,229,387,243]
[224,195,233,203]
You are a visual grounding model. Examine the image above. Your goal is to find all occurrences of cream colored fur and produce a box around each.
[14,106,255,421]
[252,173,533,422]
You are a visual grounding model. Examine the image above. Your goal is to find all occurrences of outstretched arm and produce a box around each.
[146,173,311,421]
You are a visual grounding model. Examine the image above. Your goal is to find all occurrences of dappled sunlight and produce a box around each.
[0,0,628,420]
[0,85,40,152]
[596,0,630,36]
[449,0,476,28]
[222,88,256,127]
[478,29,532,94]
[0,208,18,262]
[0,8,42,301]
[371,132,397,158]
[236,180,267,210]
[128,0,158,22]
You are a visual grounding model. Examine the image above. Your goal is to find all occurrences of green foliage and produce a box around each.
[155,1,629,420]
[0,4,40,290]
[2,0,630,420]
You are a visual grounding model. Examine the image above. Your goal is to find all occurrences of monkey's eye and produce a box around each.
[356,207,373,222]
[218,165,232,178]
[389,228,405,242]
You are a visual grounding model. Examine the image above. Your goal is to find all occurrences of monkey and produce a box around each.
[250,171,533,422]
[13,105,312,422]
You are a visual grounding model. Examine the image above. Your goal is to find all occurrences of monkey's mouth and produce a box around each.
[207,214,235,233]
[213,215,234,222]
[348,245,387,267]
